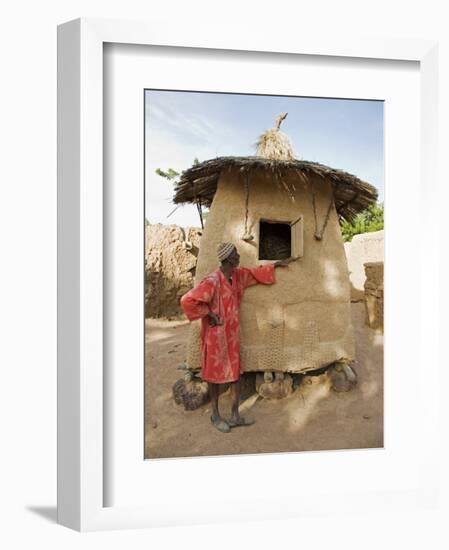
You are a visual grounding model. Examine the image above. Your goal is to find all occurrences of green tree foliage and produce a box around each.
[154,167,179,181]
[154,158,200,183]
[341,202,384,242]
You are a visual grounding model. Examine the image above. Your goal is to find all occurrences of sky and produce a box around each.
[145,90,384,227]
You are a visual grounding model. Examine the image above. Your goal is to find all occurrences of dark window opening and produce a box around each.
[259,221,291,260]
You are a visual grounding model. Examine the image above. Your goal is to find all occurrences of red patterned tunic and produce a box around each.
[180,265,275,383]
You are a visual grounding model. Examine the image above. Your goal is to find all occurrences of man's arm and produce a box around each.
[238,257,300,290]
[180,276,217,321]
[238,264,276,289]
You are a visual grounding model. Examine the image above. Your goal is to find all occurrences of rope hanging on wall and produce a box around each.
[311,180,335,241]
[241,172,254,242]
[196,198,204,230]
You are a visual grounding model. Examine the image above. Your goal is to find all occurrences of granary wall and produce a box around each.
[187,168,355,374]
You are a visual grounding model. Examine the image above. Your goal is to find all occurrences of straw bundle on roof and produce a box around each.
[256,112,295,161]
[256,129,295,160]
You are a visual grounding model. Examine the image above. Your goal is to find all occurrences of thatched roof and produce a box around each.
[173,156,378,223]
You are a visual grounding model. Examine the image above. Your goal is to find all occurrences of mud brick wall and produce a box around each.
[364,261,384,331]
[145,223,202,318]
[344,230,384,302]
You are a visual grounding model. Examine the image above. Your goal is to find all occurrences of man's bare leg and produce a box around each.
[229,380,240,422]
[208,383,230,433]
[208,383,220,418]
[229,379,255,427]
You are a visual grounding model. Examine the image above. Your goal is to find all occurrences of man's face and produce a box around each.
[227,248,240,268]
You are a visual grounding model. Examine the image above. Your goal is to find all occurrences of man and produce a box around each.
[180,242,297,433]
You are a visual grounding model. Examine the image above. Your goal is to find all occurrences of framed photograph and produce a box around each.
[144,89,384,460]
[57,18,440,531]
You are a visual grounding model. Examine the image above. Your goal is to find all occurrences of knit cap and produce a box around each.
[217,242,236,262]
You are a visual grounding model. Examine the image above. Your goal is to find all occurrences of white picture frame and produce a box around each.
[57,17,440,531]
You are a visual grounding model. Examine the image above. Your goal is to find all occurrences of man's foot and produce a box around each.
[227,416,255,428]
[210,415,231,433]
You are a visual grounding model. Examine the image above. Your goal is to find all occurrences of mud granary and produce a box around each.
[173,117,377,378]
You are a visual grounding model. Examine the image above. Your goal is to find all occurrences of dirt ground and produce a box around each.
[145,303,383,458]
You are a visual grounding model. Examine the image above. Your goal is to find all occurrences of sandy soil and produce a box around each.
[145,303,383,458]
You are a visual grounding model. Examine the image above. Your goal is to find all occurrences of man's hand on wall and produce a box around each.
[273,256,300,268]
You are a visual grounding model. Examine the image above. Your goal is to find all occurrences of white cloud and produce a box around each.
[146,93,232,146]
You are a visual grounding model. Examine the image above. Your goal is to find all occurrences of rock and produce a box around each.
[328,362,358,392]
[264,371,274,383]
[172,377,210,410]
[255,373,293,399]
